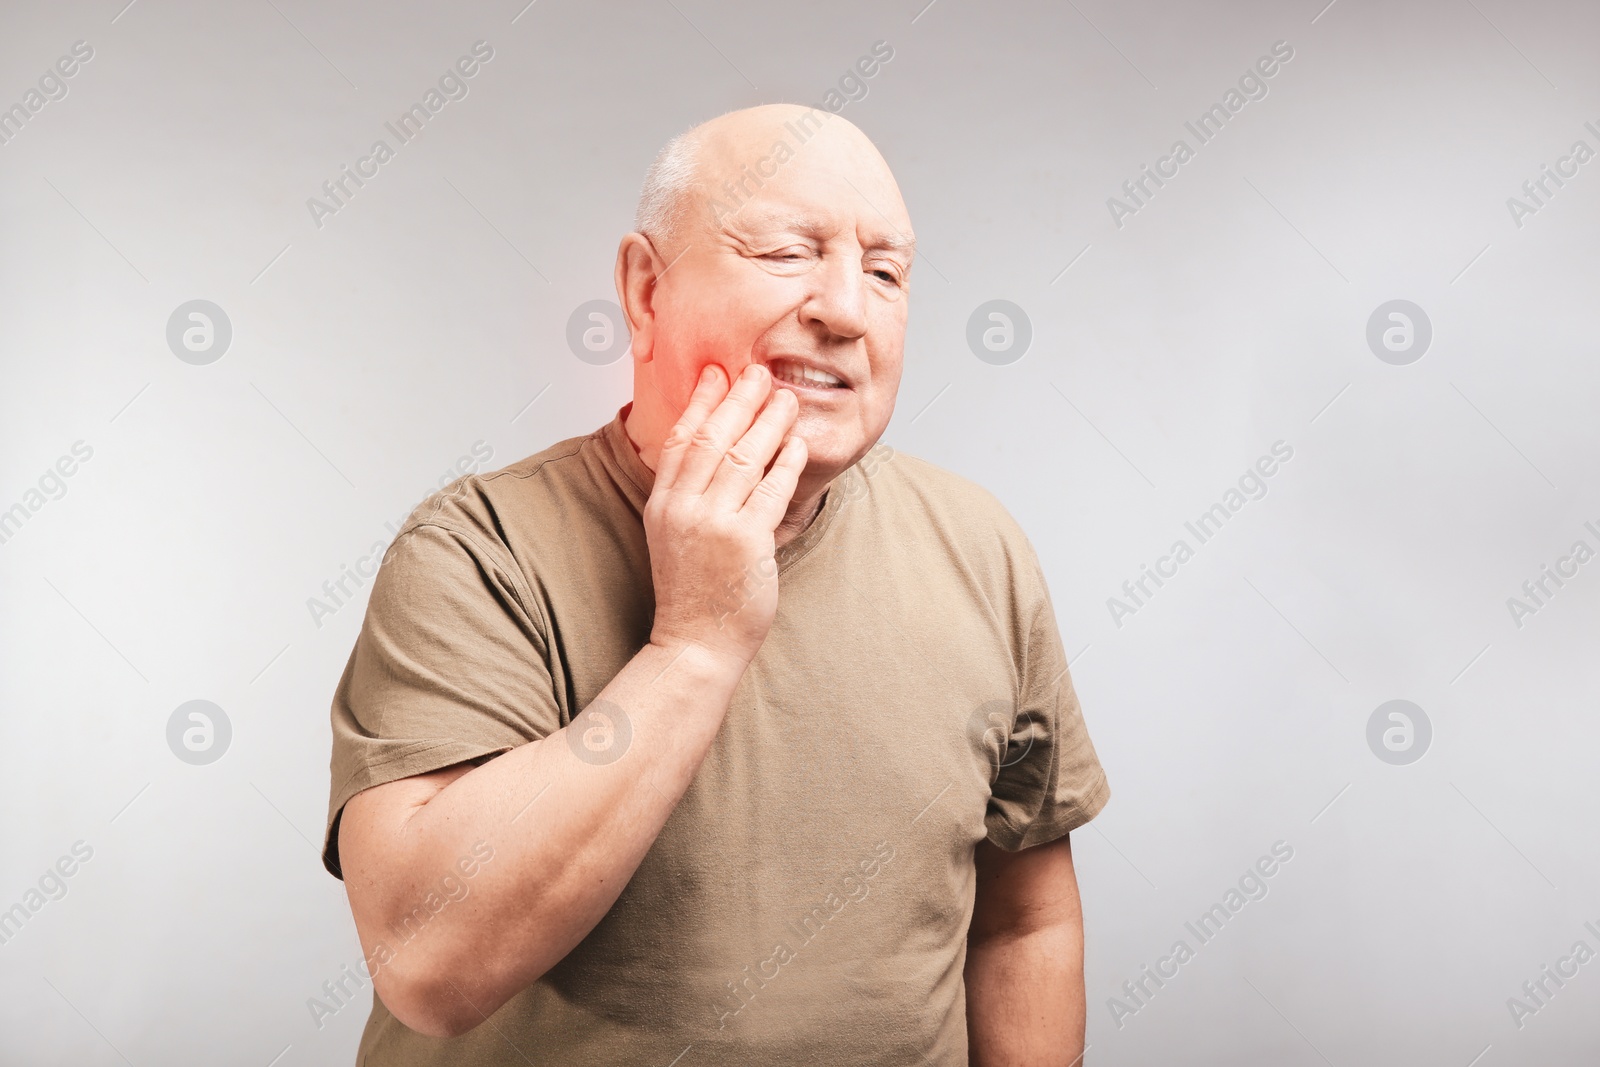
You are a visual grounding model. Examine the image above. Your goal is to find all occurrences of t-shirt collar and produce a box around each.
[597,404,846,571]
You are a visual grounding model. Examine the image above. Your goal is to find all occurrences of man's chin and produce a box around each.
[794,440,873,487]
[785,408,890,480]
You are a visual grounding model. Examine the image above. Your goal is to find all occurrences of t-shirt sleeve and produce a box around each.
[984,548,1111,852]
[322,519,560,878]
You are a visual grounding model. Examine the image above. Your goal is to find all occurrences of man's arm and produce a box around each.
[965,833,1088,1066]
[337,364,805,1038]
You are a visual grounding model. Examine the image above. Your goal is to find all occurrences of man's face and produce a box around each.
[643,118,913,478]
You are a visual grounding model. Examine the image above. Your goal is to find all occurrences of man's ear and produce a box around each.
[615,232,662,364]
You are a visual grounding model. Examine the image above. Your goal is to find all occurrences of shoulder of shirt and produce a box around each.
[867,450,1056,636]
[864,447,1035,557]
[385,427,607,556]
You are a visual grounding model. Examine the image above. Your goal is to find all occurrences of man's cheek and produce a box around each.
[663,330,754,396]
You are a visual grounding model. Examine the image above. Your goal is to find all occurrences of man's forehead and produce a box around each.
[725,205,915,252]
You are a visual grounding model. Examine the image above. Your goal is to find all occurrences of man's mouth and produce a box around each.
[766,358,849,391]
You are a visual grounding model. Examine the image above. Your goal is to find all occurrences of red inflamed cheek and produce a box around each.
[657,300,763,405]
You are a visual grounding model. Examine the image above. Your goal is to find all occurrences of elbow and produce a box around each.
[417,1010,479,1041]
[374,966,490,1039]
[373,953,550,1039]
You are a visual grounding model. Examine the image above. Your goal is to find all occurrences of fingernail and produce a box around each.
[743,363,763,381]
[700,365,717,384]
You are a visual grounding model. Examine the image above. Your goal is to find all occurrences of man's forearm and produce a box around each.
[342,639,746,1035]
[966,921,1087,1066]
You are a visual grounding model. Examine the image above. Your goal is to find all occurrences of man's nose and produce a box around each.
[800,251,869,340]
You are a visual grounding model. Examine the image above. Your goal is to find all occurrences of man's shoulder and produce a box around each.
[390,426,612,555]
[852,446,1054,619]
[866,446,1030,545]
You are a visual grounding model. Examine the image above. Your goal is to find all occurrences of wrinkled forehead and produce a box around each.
[694,116,913,247]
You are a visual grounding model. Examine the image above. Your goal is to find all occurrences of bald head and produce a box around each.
[634,104,904,256]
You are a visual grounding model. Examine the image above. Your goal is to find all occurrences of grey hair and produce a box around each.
[634,126,704,246]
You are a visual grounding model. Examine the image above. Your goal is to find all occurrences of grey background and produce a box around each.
[2,0,1597,1063]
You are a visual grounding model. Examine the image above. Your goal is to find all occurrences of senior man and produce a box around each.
[323,103,1110,1065]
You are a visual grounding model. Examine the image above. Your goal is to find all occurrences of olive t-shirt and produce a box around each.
[322,407,1110,1066]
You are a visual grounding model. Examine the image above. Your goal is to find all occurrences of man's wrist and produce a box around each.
[644,634,753,688]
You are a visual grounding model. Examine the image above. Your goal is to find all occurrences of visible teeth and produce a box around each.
[770,360,843,387]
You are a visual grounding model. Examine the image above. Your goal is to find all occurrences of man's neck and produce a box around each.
[774,487,828,549]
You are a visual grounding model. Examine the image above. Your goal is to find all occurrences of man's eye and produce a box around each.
[764,249,808,262]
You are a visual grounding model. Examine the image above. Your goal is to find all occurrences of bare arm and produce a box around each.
[338,363,805,1037]
[965,833,1088,1066]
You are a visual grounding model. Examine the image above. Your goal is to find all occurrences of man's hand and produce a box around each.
[645,362,806,665]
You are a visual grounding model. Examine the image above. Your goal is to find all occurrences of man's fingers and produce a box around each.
[672,364,775,494]
[739,433,808,529]
[655,364,728,490]
[705,387,798,509]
